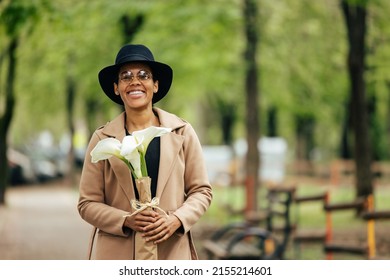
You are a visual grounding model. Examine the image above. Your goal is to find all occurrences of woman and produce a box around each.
[77,44,213,260]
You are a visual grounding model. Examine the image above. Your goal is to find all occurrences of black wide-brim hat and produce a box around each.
[98,44,173,105]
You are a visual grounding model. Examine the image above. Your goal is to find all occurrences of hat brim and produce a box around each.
[98,61,173,105]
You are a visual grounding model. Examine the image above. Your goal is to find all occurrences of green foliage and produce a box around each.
[2,0,390,165]
[0,0,37,36]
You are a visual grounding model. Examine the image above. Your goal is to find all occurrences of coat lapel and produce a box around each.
[153,107,187,198]
[109,157,135,205]
[101,112,136,207]
[156,133,184,198]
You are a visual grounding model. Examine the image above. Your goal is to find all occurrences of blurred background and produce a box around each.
[0,0,390,260]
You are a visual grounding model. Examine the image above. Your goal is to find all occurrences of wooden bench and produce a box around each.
[361,210,390,221]
[282,188,390,259]
[293,192,328,242]
[323,196,368,259]
[202,227,276,260]
[203,186,295,260]
[292,191,328,258]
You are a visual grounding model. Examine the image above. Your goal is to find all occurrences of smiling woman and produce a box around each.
[77,44,213,260]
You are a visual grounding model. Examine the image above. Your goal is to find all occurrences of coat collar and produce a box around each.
[100,107,186,139]
[99,107,187,205]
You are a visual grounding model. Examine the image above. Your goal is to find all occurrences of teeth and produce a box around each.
[128,90,144,95]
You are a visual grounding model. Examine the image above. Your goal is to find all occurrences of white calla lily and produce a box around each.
[91,126,171,179]
[120,135,143,178]
[90,138,122,163]
[133,126,172,154]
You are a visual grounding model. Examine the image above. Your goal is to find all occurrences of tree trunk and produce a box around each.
[66,59,76,186]
[341,0,373,199]
[295,115,315,161]
[340,99,353,159]
[295,115,315,176]
[243,0,260,213]
[386,81,390,158]
[209,95,237,145]
[0,38,18,205]
[266,106,278,137]
[120,14,144,44]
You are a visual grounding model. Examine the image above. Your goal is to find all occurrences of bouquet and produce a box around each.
[90,126,171,259]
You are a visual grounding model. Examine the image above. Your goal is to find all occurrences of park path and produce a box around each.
[0,182,92,260]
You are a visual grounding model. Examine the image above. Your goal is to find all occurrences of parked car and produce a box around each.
[7,148,36,185]
[7,146,68,185]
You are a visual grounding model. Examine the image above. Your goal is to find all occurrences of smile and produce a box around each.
[127,90,145,96]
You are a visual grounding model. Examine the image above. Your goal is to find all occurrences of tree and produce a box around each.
[243,0,260,213]
[120,13,144,45]
[266,106,278,137]
[4,0,390,200]
[0,37,17,204]
[0,0,44,204]
[65,54,77,185]
[207,94,238,145]
[341,0,373,199]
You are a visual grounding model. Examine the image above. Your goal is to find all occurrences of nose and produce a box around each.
[129,76,141,85]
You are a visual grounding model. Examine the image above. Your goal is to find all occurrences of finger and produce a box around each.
[137,211,155,219]
[141,210,159,218]
[153,232,171,244]
[146,229,170,244]
[142,218,165,234]
[135,220,153,228]
[135,213,158,223]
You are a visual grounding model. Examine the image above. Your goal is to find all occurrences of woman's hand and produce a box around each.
[142,213,182,244]
[124,210,158,233]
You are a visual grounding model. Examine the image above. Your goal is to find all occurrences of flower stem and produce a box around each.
[140,153,148,177]
[123,159,138,179]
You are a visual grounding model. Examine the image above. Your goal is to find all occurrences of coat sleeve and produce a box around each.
[172,123,213,233]
[77,131,130,237]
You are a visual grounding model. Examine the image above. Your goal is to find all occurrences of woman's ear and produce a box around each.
[114,83,119,95]
[153,81,159,93]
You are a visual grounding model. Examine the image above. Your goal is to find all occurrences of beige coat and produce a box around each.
[78,108,212,260]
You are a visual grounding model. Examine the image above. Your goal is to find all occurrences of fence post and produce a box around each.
[366,194,376,259]
[324,192,333,260]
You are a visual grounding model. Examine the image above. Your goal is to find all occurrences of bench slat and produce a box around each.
[294,193,327,203]
[293,230,326,242]
[324,243,367,255]
[324,198,365,211]
[361,210,390,220]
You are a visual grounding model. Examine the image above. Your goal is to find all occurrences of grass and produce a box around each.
[198,182,390,260]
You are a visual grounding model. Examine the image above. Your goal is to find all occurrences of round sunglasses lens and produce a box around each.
[138,71,150,80]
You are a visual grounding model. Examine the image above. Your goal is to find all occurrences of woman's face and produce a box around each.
[114,62,158,110]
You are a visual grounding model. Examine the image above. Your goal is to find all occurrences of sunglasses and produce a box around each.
[119,70,153,84]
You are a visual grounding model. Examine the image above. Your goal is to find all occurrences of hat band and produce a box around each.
[116,54,154,65]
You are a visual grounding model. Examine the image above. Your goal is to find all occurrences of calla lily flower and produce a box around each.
[133,126,172,154]
[120,135,143,178]
[90,126,172,179]
[90,138,123,163]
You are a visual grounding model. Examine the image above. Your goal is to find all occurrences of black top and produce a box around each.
[125,128,160,199]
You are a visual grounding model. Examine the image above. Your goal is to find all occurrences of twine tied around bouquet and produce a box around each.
[123,197,168,218]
